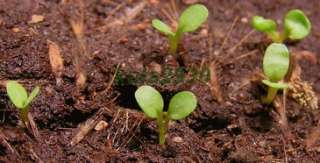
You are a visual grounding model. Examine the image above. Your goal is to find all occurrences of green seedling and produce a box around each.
[152,4,208,54]
[252,9,311,43]
[6,81,40,123]
[262,43,290,104]
[135,85,197,145]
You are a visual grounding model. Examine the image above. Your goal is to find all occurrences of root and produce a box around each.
[106,107,146,149]
[228,30,255,54]
[118,118,143,149]
[226,49,259,65]
[273,95,292,139]
[218,16,239,54]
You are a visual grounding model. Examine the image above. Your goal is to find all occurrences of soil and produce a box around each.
[0,0,320,162]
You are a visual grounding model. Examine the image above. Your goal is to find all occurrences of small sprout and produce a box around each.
[252,9,311,42]
[262,43,290,104]
[152,4,208,54]
[135,85,197,145]
[6,81,40,123]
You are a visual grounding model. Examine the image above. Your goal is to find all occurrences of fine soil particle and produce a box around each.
[0,0,320,162]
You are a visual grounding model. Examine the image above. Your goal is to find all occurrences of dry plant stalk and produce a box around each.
[75,69,86,92]
[273,95,292,138]
[207,29,223,103]
[26,113,41,141]
[67,0,88,91]
[208,61,224,103]
[47,40,64,85]
[70,107,108,146]
[124,1,147,23]
[70,19,88,58]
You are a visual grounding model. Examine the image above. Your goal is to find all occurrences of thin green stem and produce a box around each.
[157,112,170,146]
[262,87,279,104]
[157,112,165,146]
[163,112,169,135]
[169,36,178,54]
[19,108,29,124]
[168,31,182,55]
[268,31,284,43]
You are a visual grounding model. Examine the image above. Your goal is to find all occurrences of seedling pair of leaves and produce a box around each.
[6,81,40,123]
[135,85,197,145]
[152,4,209,54]
[262,43,290,104]
[252,9,311,43]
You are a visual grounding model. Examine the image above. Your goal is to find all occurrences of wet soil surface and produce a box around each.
[0,0,320,162]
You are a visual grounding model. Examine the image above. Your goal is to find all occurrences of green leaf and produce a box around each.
[178,4,209,33]
[24,86,40,108]
[135,85,164,119]
[168,91,197,120]
[152,19,175,36]
[251,16,277,33]
[263,43,290,82]
[284,9,311,40]
[6,81,28,109]
[262,80,289,89]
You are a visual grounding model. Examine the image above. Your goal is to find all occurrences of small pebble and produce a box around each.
[200,28,208,36]
[29,15,45,24]
[12,27,20,32]
[258,140,267,147]
[241,17,248,24]
[225,101,233,106]
[172,136,183,143]
[276,19,282,24]
[94,120,108,131]
[149,62,162,74]
[213,50,220,56]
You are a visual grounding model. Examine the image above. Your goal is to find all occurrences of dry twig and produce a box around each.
[70,107,109,146]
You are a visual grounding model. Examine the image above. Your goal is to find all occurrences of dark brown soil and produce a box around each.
[0,0,320,162]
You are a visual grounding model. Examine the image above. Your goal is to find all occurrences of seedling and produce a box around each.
[252,9,311,43]
[152,4,208,54]
[6,81,40,123]
[262,43,290,104]
[135,85,197,145]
